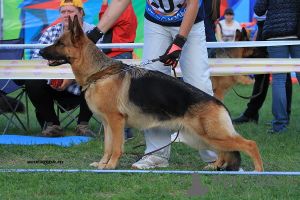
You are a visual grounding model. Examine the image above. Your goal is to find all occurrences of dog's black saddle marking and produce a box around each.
[129,69,216,121]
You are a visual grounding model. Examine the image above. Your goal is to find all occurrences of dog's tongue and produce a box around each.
[48,60,67,66]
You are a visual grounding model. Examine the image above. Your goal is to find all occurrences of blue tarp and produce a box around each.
[0,135,93,146]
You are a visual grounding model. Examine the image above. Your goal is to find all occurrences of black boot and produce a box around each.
[232,114,258,124]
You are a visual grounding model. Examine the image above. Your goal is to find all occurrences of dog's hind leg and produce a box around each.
[202,133,263,171]
[196,108,263,171]
[182,133,241,171]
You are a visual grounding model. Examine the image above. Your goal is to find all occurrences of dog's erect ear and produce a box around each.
[234,29,242,41]
[242,27,248,40]
[68,15,73,32]
[73,15,83,36]
[69,15,84,44]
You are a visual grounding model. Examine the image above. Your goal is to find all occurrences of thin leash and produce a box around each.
[219,48,265,100]
[81,58,161,91]
[87,58,174,84]
[131,129,180,161]
[129,58,180,161]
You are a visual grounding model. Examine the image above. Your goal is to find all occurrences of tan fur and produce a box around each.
[211,28,263,103]
[39,16,264,171]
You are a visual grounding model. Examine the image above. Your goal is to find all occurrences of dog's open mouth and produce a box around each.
[48,60,68,66]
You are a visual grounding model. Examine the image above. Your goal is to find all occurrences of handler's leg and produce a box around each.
[179,21,218,163]
[132,19,173,169]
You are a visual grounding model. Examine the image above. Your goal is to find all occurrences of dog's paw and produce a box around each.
[253,169,264,172]
[203,162,225,171]
[90,162,100,168]
[103,163,117,170]
[98,163,108,170]
[203,164,218,171]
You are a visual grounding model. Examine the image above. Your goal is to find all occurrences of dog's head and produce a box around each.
[235,27,268,58]
[216,28,249,58]
[39,15,86,65]
[39,15,122,85]
[216,28,268,59]
[234,27,249,42]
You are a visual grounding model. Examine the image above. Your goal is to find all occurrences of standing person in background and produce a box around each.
[26,0,101,137]
[204,0,220,58]
[99,0,137,140]
[254,0,300,133]
[232,12,293,125]
[87,0,219,169]
[216,7,240,42]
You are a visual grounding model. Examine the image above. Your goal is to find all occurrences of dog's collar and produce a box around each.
[81,64,134,91]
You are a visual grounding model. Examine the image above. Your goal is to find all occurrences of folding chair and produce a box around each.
[42,96,103,135]
[0,38,29,134]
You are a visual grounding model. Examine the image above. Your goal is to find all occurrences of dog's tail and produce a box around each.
[0,96,25,113]
[218,151,241,171]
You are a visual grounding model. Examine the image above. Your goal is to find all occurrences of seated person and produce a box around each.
[216,7,240,42]
[26,0,101,137]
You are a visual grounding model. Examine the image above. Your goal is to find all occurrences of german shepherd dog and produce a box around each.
[39,16,263,171]
[211,28,267,103]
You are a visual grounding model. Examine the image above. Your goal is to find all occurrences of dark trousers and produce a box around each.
[243,74,292,120]
[243,21,292,120]
[25,80,93,128]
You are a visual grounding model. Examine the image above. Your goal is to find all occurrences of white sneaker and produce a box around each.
[171,132,185,143]
[132,155,169,169]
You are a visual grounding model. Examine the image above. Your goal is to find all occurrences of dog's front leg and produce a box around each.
[102,114,125,169]
[203,151,225,170]
[90,122,113,169]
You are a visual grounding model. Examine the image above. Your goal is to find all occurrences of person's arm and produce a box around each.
[178,0,200,38]
[216,23,224,42]
[87,0,130,43]
[99,0,109,19]
[31,29,53,60]
[159,0,201,68]
[96,0,130,33]
[254,0,268,17]
[99,0,124,30]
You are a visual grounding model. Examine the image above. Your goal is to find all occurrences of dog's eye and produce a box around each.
[56,40,64,46]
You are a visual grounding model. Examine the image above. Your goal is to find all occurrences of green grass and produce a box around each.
[0,84,299,199]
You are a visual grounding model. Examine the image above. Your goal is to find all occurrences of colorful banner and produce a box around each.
[3,0,256,59]
[3,0,145,59]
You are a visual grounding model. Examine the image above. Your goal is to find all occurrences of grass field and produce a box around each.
[0,83,299,199]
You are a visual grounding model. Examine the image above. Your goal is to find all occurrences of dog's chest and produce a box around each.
[84,80,122,116]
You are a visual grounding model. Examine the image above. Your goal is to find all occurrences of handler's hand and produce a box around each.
[159,34,187,69]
